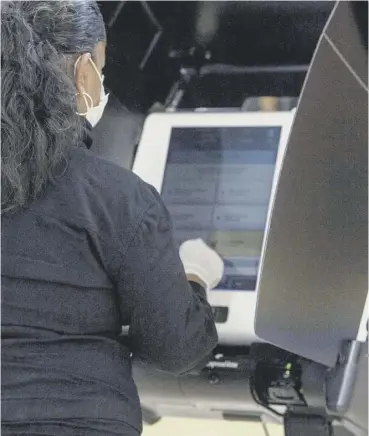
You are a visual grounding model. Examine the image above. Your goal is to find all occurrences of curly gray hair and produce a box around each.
[1,1,106,214]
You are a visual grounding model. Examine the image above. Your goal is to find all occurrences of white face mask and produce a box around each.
[75,55,109,128]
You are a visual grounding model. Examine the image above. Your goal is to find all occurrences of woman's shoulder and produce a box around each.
[60,146,158,229]
[66,146,153,200]
[68,146,140,186]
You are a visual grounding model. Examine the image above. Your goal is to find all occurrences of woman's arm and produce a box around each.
[114,186,222,375]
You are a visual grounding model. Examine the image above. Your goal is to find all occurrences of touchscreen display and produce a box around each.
[161,126,281,291]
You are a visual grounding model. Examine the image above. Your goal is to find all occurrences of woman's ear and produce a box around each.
[74,53,92,96]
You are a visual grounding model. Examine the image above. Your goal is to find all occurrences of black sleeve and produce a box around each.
[115,185,218,375]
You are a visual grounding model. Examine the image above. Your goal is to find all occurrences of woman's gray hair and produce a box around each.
[1,1,106,214]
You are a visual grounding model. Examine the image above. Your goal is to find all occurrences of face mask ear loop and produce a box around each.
[88,56,103,84]
[74,53,92,78]
[74,54,94,116]
[76,92,94,116]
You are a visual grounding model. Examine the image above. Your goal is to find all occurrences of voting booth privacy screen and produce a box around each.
[161,126,281,293]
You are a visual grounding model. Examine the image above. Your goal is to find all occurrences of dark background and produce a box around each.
[98,1,335,112]
[93,1,336,166]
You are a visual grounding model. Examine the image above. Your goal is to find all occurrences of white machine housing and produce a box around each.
[132,111,294,346]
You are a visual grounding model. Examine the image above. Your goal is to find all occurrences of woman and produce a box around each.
[1,2,223,435]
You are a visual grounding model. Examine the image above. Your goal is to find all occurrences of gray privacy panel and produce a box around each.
[91,93,144,169]
[255,3,368,367]
[325,1,368,88]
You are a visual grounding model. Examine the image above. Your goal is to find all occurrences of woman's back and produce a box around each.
[2,146,218,434]
[2,147,147,433]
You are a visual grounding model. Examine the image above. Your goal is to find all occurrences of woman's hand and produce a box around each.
[179,239,224,290]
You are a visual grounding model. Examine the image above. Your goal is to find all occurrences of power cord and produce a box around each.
[250,376,284,419]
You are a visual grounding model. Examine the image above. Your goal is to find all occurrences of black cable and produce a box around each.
[250,376,284,419]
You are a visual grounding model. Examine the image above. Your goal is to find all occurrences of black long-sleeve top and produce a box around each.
[1,145,218,435]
